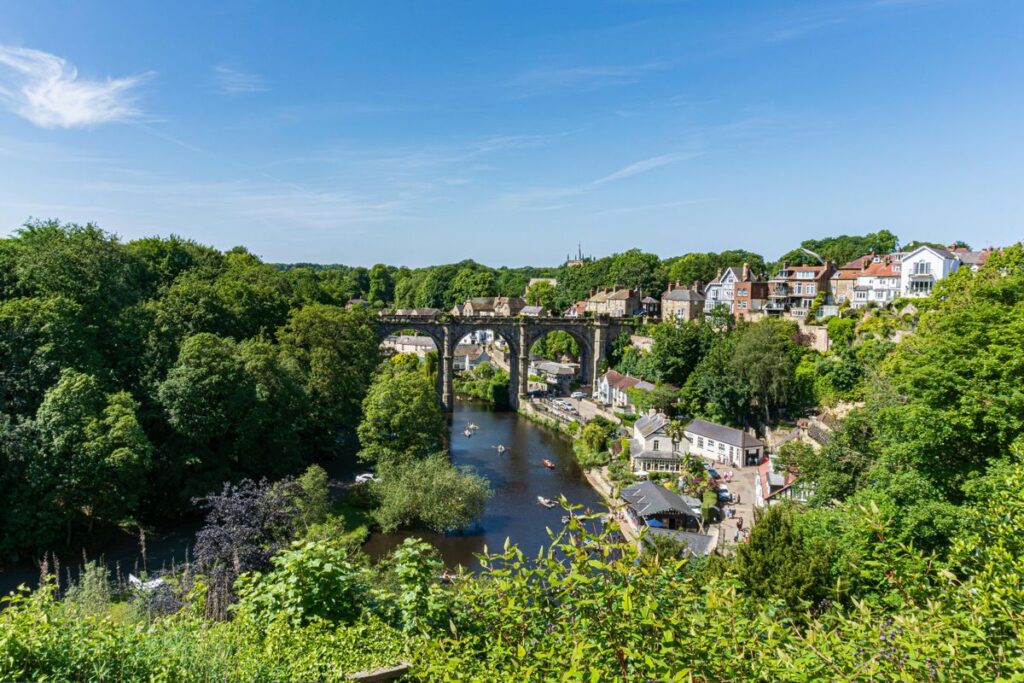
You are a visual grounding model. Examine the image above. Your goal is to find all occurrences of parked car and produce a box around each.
[716,484,733,502]
[355,473,377,484]
[571,391,585,399]
[706,467,721,480]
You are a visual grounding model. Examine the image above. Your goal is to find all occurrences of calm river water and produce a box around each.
[0,399,603,594]
[363,399,605,569]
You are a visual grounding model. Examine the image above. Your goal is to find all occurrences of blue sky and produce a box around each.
[0,1,1021,266]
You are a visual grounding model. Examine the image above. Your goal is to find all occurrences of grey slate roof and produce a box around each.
[645,528,716,556]
[635,413,667,438]
[684,418,764,449]
[621,481,701,518]
[661,288,706,301]
[520,305,544,316]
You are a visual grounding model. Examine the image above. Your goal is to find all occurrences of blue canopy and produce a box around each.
[646,518,666,528]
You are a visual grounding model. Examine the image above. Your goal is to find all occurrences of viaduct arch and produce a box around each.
[376,315,628,411]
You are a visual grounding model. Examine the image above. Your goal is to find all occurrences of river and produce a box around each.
[362,398,604,569]
[0,399,603,594]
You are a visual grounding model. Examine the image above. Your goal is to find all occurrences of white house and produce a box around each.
[684,418,765,468]
[703,267,742,314]
[596,369,655,411]
[851,256,902,309]
[899,246,960,298]
[382,334,437,358]
[453,344,490,372]
[629,412,690,474]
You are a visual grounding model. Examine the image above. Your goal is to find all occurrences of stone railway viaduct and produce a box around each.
[376,315,630,411]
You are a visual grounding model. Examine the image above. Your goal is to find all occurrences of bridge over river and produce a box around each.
[376,314,630,410]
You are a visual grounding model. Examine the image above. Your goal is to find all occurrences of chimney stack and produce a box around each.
[741,262,751,282]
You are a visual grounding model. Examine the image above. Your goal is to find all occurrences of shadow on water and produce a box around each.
[362,399,604,570]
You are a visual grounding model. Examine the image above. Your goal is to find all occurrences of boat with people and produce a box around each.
[496,444,506,453]
[537,496,557,508]
[464,429,472,437]
[467,422,479,431]
[542,459,556,469]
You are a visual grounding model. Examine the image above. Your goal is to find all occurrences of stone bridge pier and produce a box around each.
[376,315,625,413]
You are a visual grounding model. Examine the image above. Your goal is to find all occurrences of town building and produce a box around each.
[640,296,660,317]
[621,480,702,531]
[766,262,836,319]
[387,308,441,318]
[529,360,577,395]
[899,245,960,298]
[850,255,901,308]
[520,305,544,317]
[952,246,994,272]
[661,281,705,322]
[755,455,812,508]
[563,300,586,318]
[461,296,527,317]
[733,264,768,320]
[381,334,437,358]
[596,369,655,411]
[703,267,742,315]
[629,412,689,474]
[452,344,490,372]
[584,286,640,318]
[684,418,765,468]
[830,254,877,306]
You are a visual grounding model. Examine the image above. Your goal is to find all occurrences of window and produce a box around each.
[911,280,934,294]
[806,284,816,295]
[913,261,932,275]
[697,437,704,448]
[652,440,660,451]
[707,439,714,449]
[793,283,802,295]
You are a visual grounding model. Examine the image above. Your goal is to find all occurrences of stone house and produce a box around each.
[661,281,705,322]
[584,286,640,317]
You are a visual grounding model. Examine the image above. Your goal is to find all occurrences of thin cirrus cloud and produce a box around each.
[502,151,697,210]
[0,45,149,128]
[509,61,667,97]
[212,64,270,94]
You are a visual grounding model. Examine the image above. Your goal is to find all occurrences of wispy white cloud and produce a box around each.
[509,62,666,97]
[502,151,698,210]
[0,45,149,128]
[212,64,270,94]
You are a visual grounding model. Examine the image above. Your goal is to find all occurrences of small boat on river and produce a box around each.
[542,459,556,470]
[467,422,479,431]
[464,429,472,437]
[496,444,506,453]
[537,496,557,508]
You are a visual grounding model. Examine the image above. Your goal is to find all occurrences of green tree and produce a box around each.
[734,504,833,610]
[648,319,712,386]
[234,539,369,626]
[367,264,394,305]
[33,370,152,542]
[372,455,491,533]
[524,280,556,311]
[357,359,445,468]
[731,319,802,424]
[278,303,379,457]
[607,249,666,296]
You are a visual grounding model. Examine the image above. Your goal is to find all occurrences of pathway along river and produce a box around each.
[363,398,604,569]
